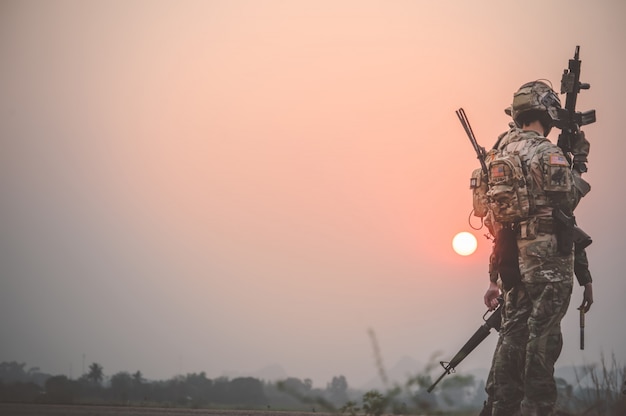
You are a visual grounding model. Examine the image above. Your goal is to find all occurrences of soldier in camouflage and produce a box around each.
[480,81,594,416]
[480,129,594,416]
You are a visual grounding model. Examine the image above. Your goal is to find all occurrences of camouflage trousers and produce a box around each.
[486,232,574,416]
[485,280,573,416]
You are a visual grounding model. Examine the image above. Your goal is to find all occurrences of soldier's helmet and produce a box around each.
[510,80,561,128]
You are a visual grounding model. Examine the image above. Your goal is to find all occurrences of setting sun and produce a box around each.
[452,232,478,256]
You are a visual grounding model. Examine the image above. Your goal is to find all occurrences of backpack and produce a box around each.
[470,130,572,224]
[484,149,532,223]
[470,168,489,218]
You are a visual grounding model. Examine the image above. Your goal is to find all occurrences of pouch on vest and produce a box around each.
[470,168,489,217]
[486,152,531,223]
[543,152,572,192]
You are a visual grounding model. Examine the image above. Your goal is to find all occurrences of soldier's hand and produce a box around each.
[484,282,501,311]
[579,283,593,313]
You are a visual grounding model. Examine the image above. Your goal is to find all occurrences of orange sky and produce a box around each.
[1,0,625,387]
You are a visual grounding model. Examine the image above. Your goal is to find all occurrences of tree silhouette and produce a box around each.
[45,375,76,403]
[327,375,348,405]
[0,361,27,382]
[86,363,103,385]
[132,371,143,386]
[110,372,133,401]
[230,377,266,406]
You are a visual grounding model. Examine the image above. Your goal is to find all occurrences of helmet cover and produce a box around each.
[510,80,561,126]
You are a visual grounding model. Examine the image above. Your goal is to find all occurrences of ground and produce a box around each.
[0,403,336,416]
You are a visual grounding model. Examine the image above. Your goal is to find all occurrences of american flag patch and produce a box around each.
[491,165,506,178]
[550,154,569,166]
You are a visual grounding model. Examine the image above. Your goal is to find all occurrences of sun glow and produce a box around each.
[452,232,478,256]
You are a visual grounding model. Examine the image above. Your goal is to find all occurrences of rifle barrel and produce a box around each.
[427,366,450,393]
[427,302,502,393]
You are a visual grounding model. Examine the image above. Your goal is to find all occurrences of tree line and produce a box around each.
[0,360,485,412]
[2,359,624,415]
[0,361,353,411]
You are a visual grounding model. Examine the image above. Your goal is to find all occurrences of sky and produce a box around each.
[1,0,625,389]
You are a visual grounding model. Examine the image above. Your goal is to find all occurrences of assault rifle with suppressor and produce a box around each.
[428,299,503,393]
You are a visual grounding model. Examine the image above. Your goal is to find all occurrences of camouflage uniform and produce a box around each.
[486,127,575,416]
[478,79,594,415]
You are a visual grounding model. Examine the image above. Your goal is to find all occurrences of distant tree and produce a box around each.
[406,372,437,411]
[184,372,213,406]
[0,380,42,402]
[44,375,76,403]
[0,361,51,387]
[86,363,104,385]
[340,400,360,416]
[303,378,313,390]
[25,366,50,386]
[0,362,27,383]
[440,374,475,408]
[110,372,133,402]
[132,371,144,386]
[274,377,335,412]
[211,376,230,403]
[130,371,146,401]
[327,375,348,405]
[361,390,386,416]
[230,377,266,406]
[280,377,312,394]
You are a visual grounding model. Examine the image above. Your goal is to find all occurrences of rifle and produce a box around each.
[555,45,596,173]
[427,299,503,393]
[457,107,488,175]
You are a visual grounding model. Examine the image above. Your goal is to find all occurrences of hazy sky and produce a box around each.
[1,0,625,388]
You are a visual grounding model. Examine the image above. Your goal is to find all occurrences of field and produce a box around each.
[0,404,334,416]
